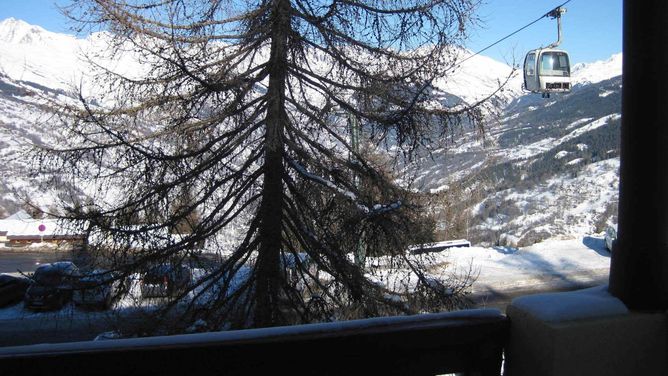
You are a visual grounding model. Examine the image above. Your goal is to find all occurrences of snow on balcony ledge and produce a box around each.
[509,284,628,323]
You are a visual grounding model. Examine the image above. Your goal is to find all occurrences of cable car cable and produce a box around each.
[451,0,573,72]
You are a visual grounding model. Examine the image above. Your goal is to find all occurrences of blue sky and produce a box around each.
[0,0,622,65]
[468,0,622,65]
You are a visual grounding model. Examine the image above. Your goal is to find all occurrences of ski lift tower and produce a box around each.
[347,111,366,267]
[332,108,366,267]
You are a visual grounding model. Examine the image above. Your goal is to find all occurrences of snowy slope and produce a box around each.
[411,63,622,247]
[434,48,524,106]
[0,18,67,45]
[0,18,87,92]
[0,17,623,107]
[0,19,148,215]
[0,73,72,215]
[0,17,621,113]
[471,158,619,247]
[0,18,142,97]
[0,19,526,107]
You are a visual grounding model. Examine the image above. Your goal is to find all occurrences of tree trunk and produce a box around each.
[255,0,291,327]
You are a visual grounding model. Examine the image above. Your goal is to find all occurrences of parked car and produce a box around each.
[605,225,617,252]
[24,261,80,311]
[140,264,192,298]
[73,269,122,310]
[0,274,31,308]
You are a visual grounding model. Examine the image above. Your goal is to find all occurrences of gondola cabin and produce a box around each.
[523,48,571,96]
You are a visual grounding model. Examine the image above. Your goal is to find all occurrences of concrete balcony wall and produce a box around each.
[505,285,668,376]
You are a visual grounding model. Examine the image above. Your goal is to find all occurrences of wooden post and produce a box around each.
[609,0,668,309]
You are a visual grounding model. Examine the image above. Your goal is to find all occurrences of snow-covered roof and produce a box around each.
[0,212,67,236]
[5,209,32,220]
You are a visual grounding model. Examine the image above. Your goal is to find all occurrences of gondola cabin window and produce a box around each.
[540,51,570,77]
[525,53,536,76]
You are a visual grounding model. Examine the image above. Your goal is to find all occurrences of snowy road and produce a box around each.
[470,269,609,312]
[446,236,611,310]
[0,248,71,274]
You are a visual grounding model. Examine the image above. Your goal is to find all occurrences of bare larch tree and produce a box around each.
[40,0,487,332]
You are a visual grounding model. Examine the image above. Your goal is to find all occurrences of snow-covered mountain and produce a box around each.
[434,48,524,106]
[0,18,63,45]
[0,18,623,246]
[0,18,142,97]
[0,18,87,91]
[0,17,622,108]
[571,53,622,87]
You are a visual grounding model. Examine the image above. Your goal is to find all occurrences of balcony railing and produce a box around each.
[0,308,508,376]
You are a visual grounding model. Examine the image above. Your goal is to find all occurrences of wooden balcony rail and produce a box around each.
[0,308,508,376]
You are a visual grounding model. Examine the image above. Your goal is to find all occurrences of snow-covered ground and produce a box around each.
[0,235,610,322]
[443,236,610,295]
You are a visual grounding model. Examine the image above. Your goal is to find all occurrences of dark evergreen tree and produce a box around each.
[40,0,493,332]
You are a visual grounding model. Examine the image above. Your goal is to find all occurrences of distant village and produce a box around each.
[0,210,85,248]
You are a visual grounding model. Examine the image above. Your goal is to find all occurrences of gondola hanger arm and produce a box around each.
[545,7,567,49]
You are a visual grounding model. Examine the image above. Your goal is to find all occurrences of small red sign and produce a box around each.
[38,224,46,232]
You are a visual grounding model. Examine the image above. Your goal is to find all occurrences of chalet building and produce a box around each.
[0,210,86,248]
[4,234,87,247]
